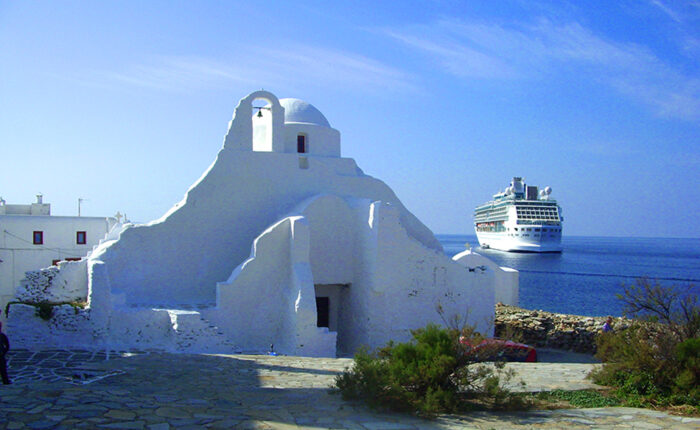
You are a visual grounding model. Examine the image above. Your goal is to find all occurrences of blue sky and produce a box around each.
[1,0,698,237]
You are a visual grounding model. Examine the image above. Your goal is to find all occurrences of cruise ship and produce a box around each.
[474,177,563,252]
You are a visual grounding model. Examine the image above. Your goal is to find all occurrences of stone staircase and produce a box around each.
[154,309,239,353]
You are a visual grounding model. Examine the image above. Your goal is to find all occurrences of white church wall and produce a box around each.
[287,216,338,357]
[5,304,93,349]
[208,214,336,356]
[16,260,88,303]
[453,250,519,306]
[302,195,356,285]
[209,217,297,353]
[93,148,440,310]
[337,201,495,354]
[282,124,341,157]
[103,308,175,351]
[496,267,519,306]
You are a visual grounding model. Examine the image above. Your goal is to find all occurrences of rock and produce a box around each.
[494,303,635,354]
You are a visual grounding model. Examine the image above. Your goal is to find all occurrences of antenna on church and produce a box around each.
[78,198,88,216]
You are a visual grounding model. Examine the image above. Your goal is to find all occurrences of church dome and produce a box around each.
[279,98,331,127]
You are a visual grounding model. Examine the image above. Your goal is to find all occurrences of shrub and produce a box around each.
[36,301,54,320]
[674,338,700,401]
[593,278,699,410]
[617,277,699,341]
[334,323,521,415]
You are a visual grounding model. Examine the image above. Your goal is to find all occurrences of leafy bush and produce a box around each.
[674,338,700,401]
[335,324,522,415]
[36,301,54,320]
[593,279,699,410]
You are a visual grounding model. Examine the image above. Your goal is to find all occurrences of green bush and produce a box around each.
[334,324,520,415]
[593,279,699,410]
[674,338,700,400]
[36,301,54,320]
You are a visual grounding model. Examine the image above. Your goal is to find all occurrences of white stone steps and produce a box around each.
[152,308,237,353]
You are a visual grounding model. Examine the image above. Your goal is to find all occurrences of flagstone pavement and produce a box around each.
[1,349,698,429]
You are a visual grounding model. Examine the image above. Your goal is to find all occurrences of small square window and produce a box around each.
[33,231,43,245]
[76,231,87,245]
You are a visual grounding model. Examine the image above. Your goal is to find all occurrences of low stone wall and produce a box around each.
[494,304,630,354]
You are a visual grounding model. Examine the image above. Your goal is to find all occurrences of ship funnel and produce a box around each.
[526,186,538,200]
[511,177,524,194]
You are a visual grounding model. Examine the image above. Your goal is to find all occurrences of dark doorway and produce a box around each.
[316,297,329,327]
[297,135,307,153]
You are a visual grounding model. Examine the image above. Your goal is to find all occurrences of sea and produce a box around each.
[437,234,700,317]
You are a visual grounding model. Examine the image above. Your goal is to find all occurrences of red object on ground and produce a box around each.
[460,338,537,362]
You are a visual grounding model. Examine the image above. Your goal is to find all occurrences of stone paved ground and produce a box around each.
[1,350,698,429]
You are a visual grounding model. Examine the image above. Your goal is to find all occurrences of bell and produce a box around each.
[257,109,263,118]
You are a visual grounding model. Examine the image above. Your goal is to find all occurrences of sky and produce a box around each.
[1,0,698,238]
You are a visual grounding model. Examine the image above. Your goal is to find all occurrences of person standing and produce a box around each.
[601,316,614,333]
[0,321,10,384]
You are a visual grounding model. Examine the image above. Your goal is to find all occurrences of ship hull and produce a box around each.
[475,231,562,253]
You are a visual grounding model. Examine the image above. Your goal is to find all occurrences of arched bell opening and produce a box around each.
[225,90,284,152]
[252,97,275,152]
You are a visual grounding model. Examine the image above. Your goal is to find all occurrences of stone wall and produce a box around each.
[494,304,631,354]
[16,260,88,304]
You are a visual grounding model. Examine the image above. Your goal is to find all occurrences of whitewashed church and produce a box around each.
[7,91,517,357]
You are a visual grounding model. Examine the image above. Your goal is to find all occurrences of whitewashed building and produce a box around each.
[7,91,517,357]
[0,195,118,320]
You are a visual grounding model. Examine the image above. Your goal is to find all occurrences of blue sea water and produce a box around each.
[437,234,700,317]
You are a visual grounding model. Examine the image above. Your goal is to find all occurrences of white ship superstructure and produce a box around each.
[474,177,562,252]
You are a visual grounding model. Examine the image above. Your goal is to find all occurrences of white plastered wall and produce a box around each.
[92,150,439,309]
[207,193,495,356]
[453,249,519,306]
[283,123,341,157]
[336,201,495,355]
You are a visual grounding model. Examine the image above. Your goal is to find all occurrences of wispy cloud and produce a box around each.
[89,45,416,94]
[383,28,517,79]
[647,0,700,60]
[383,17,700,122]
[250,45,418,92]
[650,0,683,22]
[102,57,255,90]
